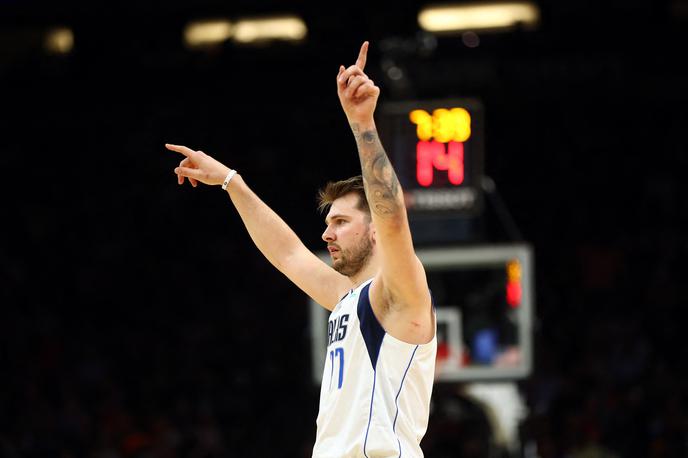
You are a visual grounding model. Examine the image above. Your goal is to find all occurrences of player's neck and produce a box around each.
[347,256,379,289]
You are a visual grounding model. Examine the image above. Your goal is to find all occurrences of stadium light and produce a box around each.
[418,1,540,33]
[44,27,74,55]
[232,15,307,44]
[183,19,233,49]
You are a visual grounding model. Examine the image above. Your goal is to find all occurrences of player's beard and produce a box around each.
[333,232,373,278]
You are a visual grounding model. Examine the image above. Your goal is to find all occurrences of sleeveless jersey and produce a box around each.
[312,278,437,458]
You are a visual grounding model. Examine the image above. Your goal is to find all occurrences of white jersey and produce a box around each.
[313,278,437,458]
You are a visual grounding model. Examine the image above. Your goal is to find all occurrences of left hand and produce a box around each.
[336,41,380,126]
[165,143,231,188]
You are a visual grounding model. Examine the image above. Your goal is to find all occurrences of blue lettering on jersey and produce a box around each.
[327,314,349,346]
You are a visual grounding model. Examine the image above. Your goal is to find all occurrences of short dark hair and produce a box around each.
[317,175,370,215]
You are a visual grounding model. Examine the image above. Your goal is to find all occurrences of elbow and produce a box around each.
[372,206,407,228]
[369,195,407,222]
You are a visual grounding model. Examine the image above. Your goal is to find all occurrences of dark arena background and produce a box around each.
[2,0,687,457]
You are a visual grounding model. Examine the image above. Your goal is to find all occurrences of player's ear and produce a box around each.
[369,222,376,244]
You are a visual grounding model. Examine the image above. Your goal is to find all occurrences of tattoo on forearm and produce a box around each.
[351,123,402,218]
[362,131,376,145]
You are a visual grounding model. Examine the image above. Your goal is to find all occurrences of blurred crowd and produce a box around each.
[2,195,687,457]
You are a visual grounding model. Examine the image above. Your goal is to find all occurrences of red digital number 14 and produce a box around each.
[416,140,464,187]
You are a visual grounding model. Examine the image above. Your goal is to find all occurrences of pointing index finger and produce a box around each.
[165,143,196,158]
[355,41,369,71]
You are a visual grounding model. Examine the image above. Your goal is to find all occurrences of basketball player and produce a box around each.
[166,41,437,458]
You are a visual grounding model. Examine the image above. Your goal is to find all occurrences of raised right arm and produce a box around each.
[166,143,349,310]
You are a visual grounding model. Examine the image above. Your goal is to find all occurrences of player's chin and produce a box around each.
[332,258,346,272]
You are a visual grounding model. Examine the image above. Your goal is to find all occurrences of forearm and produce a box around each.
[225,174,306,272]
[350,120,406,223]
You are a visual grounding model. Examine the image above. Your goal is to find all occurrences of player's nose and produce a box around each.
[322,226,335,242]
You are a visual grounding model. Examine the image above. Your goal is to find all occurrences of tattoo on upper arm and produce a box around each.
[351,123,402,218]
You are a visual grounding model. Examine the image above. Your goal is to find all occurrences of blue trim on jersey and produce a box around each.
[363,366,377,458]
[340,290,352,302]
[357,282,385,368]
[360,281,382,458]
[393,345,419,457]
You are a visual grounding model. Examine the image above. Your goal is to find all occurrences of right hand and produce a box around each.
[336,41,380,127]
[166,143,232,188]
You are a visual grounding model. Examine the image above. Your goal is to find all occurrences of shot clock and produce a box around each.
[378,98,485,217]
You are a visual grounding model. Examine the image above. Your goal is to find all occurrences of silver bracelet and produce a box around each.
[221,169,237,190]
